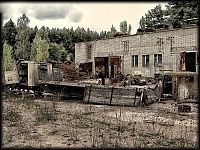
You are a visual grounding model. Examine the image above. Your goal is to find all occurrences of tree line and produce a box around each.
[139,1,198,30]
[2,1,198,71]
[2,13,132,71]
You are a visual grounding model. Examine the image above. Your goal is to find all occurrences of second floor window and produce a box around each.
[132,55,138,67]
[122,41,129,53]
[142,55,149,67]
[87,45,92,59]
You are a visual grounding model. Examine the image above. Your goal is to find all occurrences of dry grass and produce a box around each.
[2,95,198,148]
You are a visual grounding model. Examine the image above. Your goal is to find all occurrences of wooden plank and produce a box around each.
[83,85,161,107]
[89,96,110,104]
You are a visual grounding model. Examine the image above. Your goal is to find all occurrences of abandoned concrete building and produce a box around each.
[75,25,198,78]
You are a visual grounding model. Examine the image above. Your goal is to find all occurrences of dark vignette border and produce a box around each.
[0,0,199,150]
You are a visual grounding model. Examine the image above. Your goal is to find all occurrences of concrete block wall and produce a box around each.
[75,26,198,77]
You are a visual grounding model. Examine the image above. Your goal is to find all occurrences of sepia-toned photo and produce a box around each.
[1,2,198,148]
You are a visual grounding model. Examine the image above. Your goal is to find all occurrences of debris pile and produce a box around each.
[61,62,83,81]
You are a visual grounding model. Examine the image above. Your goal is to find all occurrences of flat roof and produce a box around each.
[75,25,198,44]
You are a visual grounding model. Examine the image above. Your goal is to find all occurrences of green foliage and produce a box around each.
[100,31,107,39]
[59,50,68,62]
[139,16,146,30]
[106,31,113,38]
[37,26,50,41]
[2,13,141,63]
[15,14,31,61]
[139,2,198,30]
[2,19,17,50]
[29,26,38,44]
[17,13,30,29]
[15,27,31,60]
[48,43,66,61]
[3,42,15,71]
[2,19,17,60]
[145,4,165,28]
[120,20,128,34]
[49,28,63,44]
[31,33,49,62]
[165,1,199,28]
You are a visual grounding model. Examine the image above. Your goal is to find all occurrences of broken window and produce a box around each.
[154,54,162,66]
[87,45,92,59]
[142,55,149,67]
[132,55,138,67]
[166,36,174,52]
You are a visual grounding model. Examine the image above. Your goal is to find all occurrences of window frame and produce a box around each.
[142,55,150,67]
[132,55,138,67]
[154,54,162,67]
[122,41,129,53]
[87,45,92,60]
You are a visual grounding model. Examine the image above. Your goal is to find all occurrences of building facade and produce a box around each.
[75,25,198,78]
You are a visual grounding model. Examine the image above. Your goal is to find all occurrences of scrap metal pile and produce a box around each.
[2,60,163,107]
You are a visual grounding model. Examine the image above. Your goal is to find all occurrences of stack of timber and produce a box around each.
[83,84,161,107]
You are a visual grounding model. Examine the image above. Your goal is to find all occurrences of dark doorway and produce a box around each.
[95,57,109,78]
[185,52,196,72]
[104,57,109,78]
[111,65,114,78]
[162,75,172,95]
[109,56,121,78]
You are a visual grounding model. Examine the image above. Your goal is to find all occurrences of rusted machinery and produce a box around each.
[2,70,19,92]
[2,60,85,98]
[162,72,198,102]
[3,60,43,95]
[4,60,197,105]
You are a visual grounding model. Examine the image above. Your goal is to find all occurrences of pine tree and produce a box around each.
[14,14,31,60]
[165,1,199,28]
[3,19,17,59]
[139,16,146,30]
[120,20,128,34]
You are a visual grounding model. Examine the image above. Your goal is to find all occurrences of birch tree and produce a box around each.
[3,42,15,71]
[31,33,49,62]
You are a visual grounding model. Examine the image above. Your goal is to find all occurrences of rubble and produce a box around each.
[178,104,191,113]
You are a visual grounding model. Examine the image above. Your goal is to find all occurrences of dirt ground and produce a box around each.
[2,94,198,148]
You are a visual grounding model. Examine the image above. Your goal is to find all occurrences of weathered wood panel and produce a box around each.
[85,86,112,104]
[111,87,139,106]
[83,85,161,107]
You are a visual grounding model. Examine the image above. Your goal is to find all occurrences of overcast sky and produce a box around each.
[0,2,167,34]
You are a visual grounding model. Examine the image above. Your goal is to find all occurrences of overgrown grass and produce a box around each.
[2,95,198,148]
[3,97,22,123]
[35,99,58,124]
